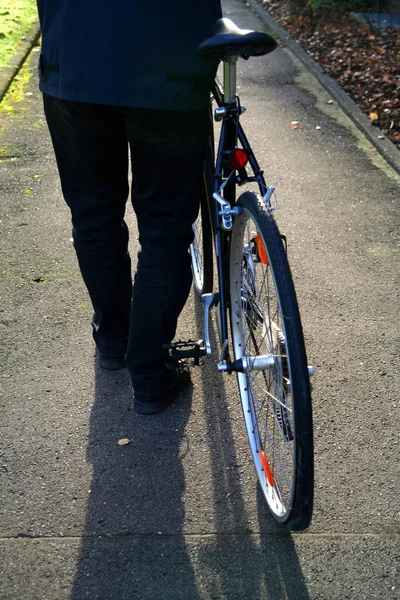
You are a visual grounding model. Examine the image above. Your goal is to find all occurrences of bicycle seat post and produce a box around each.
[223,56,238,105]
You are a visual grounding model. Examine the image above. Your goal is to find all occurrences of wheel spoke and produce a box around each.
[249,377,292,412]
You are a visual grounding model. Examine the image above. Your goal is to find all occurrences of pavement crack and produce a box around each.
[1,532,400,542]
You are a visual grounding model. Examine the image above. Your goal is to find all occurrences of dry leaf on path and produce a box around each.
[117,438,132,446]
[389,132,400,144]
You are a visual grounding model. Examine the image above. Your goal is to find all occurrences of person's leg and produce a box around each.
[43,95,132,360]
[125,107,211,394]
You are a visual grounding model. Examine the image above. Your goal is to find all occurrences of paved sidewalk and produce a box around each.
[0,1,399,598]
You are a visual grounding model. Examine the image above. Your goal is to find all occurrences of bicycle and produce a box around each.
[168,18,314,532]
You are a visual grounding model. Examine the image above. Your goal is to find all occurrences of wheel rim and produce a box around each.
[190,218,203,292]
[230,209,296,520]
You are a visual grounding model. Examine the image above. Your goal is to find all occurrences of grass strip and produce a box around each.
[0,0,38,72]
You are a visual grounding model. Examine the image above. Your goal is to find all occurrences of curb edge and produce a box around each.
[244,0,400,176]
[0,23,41,105]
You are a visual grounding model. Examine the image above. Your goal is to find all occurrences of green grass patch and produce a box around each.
[0,60,33,115]
[0,0,38,72]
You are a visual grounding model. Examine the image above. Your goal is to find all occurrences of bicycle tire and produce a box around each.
[190,139,214,295]
[229,191,314,530]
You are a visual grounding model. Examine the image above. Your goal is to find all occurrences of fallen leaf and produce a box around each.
[369,112,379,121]
[263,3,399,149]
[389,132,400,144]
[290,121,299,129]
[117,438,132,446]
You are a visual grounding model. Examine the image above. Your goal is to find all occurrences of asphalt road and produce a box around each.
[0,1,399,598]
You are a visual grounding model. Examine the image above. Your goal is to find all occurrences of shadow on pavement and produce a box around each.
[193,293,310,599]
[257,487,311,599]
[71,362,201,599]
[70,292,309,599]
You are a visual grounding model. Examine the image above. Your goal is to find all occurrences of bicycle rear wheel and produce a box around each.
[190,134,214,295]
[229,191,313,530]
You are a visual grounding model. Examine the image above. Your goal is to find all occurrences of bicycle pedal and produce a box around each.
[163,339,207,366]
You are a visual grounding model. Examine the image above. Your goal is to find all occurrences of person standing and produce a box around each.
[36,0,222,413]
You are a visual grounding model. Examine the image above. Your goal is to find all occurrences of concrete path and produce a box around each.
[0,1,399,598]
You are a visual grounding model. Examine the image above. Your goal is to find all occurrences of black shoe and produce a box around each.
[134,365,190,415]
[97,348,126,370]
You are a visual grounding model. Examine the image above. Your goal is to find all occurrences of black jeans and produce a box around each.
[43,94,210,393]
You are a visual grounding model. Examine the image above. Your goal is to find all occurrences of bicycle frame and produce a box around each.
[206,57,275,373]
[168,55,278,373]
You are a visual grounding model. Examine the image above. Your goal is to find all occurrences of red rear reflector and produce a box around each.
[254,234,269,265]
[229,149,248,169]
[260,450,275,486]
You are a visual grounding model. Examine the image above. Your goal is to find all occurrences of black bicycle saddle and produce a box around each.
[197,18,277,60]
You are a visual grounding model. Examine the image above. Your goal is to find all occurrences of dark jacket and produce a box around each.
[36,1,222,111]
